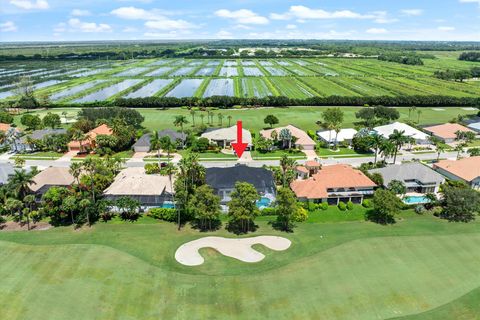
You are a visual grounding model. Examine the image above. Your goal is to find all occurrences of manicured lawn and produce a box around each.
[12,107,478,135]
[316,146,372,157]
[306,205,370,223]
[1,212,480,319]
[178,149,238,160]
[12,151,64,160]
[251,150,306,160]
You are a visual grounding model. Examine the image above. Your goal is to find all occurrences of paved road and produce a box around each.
[4,150,463,170]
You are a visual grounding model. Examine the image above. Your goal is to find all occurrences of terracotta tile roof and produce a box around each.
[424,123,474,140]
[0,123,11,132]
[434,156,480,182]
[260,125,316,147]
[296,166,309,174]
[290,164,376,200]
[68,124,113,149]
[305,160,321,168]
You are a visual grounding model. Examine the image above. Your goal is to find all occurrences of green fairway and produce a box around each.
[13,106,478,134]
[1,213,480,319]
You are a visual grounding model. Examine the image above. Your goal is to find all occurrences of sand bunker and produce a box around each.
[175,236,291,266]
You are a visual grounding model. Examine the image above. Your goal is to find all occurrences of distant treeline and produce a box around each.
[459,52,480,62]
[434,67,480,81]
[377,53,425,65]
[7,95,478,110]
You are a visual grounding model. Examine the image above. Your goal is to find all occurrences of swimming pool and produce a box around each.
[256,197,271,208]
[161,202,175,209]
[403,196,431,205]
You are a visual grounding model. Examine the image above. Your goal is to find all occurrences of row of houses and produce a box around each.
[1,155,479,210]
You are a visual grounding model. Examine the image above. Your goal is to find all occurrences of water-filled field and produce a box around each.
[50,80,107,101]
[125,79,173,98]
[203,78,234,97]
[72,79,142,103]
[2,54,480,102]
[165,79,203,98]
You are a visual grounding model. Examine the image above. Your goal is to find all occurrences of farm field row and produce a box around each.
[1,55,480,102]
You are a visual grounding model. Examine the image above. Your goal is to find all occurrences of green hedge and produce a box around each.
[147,208,176,222]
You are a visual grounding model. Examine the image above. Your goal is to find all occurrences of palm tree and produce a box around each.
[173,115,189,147]
[150,131,162,167]
[280,154,297,187]
[417,110,422,123]
[380,140,395,162]
[371,134,385,164]
[61,111,68,124]
[455,142,467,159]
[82,157,99,208]
[190,109,196,126]
[279,128,292,149]
[10,169,35,200]
[408,106,416,120]
[200,114,205,125]
[227,115,232,127]
[160,136,176,164]
[429,136,444,162]
[389,129,408,164]
[69,161,83,185]
[333,126,341,150]
[23,194,35,231]
[217,113,224,126]
[71,129,87,154]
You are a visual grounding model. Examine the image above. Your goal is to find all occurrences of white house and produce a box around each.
[373,122,430,145]
[201,126,252,149]
[317,128,358,145]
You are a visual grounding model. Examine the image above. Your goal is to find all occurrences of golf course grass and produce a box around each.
[0,212,480,319]
[13,106,478,133]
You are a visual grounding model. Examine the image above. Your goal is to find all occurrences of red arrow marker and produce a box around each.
[231,120,248,158]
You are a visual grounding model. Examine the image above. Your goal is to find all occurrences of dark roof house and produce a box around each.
[132,130,187,152]
[206,165,276,205]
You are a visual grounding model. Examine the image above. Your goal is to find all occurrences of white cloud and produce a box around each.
[111,6,197,31]
[0,21,18,32]
[111,7,157,20]
[215,9,269,25]
[216,30,233,39]
[9,0,49,10]
[271,5,388,21]
[68,18,112,32]
[438,26,455,31]
[71,9,91,17]
[286,24,297,29]
[401,9,423,16]
[234,24,252,30]
[459,0,480,4]
[366,28,388,34]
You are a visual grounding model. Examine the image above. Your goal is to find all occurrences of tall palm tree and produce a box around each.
[150,131,162,167]
[389,129,408,164]
[371,134,385,164]
[279,128,292,149]
[408,106,416,120]
[200,114,205,125]
[227,115,232,127]
[23,194,35,231]
[10,169,35,200]
[190,109,196,126]
[69,161,83,185]
[280,154,297,187]
[380,140,395,162]
[71,129,87,154]
[417,110,422,123]
[218,113,224,126]
[333,125,341,150]
[173,115,189,147]
[160,136,176,164]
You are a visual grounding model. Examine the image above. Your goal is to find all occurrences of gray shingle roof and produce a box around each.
[369,162,445,186]
[206,165,275,191]
[0,162,14,185]
[27,129,67,141]
[132,134,151,148]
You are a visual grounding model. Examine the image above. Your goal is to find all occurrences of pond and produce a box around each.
[243,67,264,76]
[145,67,172,77]
[265,67,288,76]
[114,67,149,77]
[219,67,238,77]
[195,67,215,76]
[170,67,194,76]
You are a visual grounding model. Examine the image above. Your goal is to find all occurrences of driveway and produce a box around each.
[302,149,318,160]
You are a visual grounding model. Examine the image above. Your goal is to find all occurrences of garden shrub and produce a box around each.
[414,205,426,215]
[145,163,161,174]
[347,201,354,210]
[260,207,277,216]
[307,202,316,212]
[148,208,176,222]
[338,201,347,211]
[362,199,372,208]
[318,202,329,210]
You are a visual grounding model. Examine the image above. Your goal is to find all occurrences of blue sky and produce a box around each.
[0,0,480,42]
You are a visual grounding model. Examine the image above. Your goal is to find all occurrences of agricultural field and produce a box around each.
[1,212,480,319]
[1,53,480,102]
